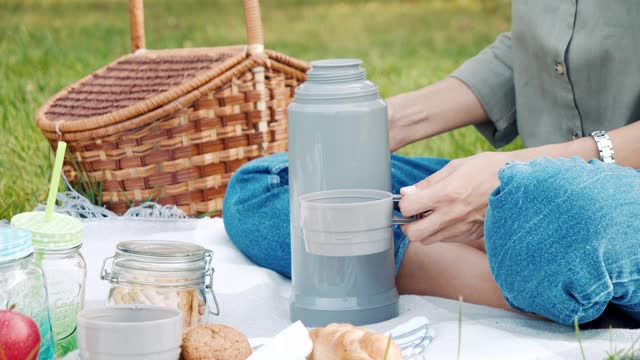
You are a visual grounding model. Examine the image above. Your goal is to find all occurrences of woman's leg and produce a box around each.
[223,153,450,278]
[396,242,511,310]
[485,157,640,325]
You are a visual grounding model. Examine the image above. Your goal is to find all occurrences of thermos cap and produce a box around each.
[294,58,378,100]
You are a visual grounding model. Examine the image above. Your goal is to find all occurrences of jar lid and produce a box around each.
[117,240,205,258]
[0,228,33,263]
[11,211,82,250]
[111,240,210,275]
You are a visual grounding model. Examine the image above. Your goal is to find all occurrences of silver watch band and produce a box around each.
[589,130,615,164]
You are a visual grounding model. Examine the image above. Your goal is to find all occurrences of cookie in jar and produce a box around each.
[100,241,220,328]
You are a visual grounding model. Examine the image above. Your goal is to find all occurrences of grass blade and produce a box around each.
[383,335,392,360]
[574,317,586,360]
[457,296,463,360]
[119,188,134,208]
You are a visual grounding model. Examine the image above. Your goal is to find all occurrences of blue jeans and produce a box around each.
[223,154,640,325]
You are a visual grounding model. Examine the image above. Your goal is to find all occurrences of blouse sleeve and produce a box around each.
[450,32,518,148]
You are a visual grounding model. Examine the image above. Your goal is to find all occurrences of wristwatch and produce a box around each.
[589,131,615,164]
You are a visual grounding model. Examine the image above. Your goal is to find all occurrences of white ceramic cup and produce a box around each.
[77,306,182,360]
[299,189,417,257]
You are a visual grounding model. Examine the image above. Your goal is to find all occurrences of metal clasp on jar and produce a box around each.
[99,256,133,284]
[100,256,137,285]
[100,255,118,283]
[204,250,220,316]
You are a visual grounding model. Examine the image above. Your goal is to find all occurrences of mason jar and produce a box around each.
[0,228,55,360]
[100,240,220,328]
[36,246,86,357]
[12,211,86,358]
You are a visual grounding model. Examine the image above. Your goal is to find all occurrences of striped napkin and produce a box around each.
[385,316,434,359]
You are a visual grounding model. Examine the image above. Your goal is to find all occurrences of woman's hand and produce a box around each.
[398,151,513,245]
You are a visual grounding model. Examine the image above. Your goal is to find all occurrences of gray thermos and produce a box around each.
[288,59,399,326]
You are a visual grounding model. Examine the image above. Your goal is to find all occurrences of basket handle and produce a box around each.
[129,0,145,52]
[127,0,265,54]
[243,0,264,54]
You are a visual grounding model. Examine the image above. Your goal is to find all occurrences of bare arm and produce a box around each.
[389,73,639,167]
[388,33,515,151]
[512,121,640,169]
[387,78,488,151]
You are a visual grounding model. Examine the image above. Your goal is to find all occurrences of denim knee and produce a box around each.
[485,157,640,325]
[223,153,292,278]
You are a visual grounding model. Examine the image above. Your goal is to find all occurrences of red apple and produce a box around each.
[0,305,41,360]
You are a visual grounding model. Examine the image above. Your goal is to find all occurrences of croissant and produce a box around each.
[307,323,402,360]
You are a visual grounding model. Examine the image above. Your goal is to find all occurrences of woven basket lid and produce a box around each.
[36,46,249,136]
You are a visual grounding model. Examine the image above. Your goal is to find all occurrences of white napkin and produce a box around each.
[248,321,313,360]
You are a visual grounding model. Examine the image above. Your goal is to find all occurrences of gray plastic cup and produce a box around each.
[299,189,417,257]
[77,306,182,360]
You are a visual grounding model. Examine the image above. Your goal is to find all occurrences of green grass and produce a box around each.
[0,0,520,219]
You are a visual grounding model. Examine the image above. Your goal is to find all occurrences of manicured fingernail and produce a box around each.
[400,185,416,194]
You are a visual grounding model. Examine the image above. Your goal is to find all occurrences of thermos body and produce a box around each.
[288,59,399,326]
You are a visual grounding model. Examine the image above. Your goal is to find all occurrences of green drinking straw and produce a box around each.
[44,141,67,222]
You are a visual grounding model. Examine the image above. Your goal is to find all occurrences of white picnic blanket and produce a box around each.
[78,217,640,359]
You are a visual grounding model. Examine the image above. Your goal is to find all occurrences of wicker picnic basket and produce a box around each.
[36,0,309,217]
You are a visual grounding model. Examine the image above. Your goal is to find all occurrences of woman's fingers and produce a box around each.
[399,161,459,215]
[398,186,439,217]
[401,160,457,195]
[401,210,449,244]
[424,218,484,246]
[401,191,486,245]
